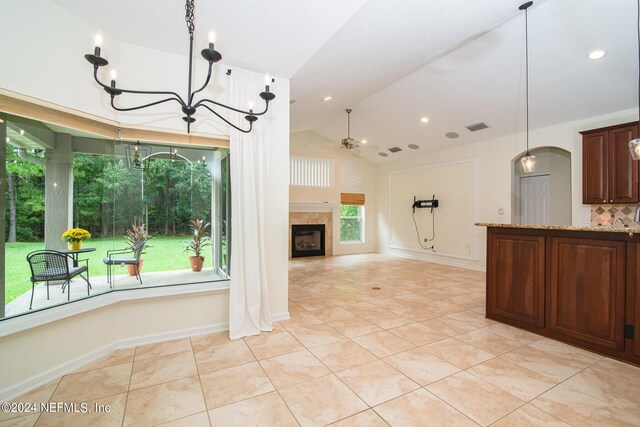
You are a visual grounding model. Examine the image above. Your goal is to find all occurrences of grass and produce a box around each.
[5,236,214,304]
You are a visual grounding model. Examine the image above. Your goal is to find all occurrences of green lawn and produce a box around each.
[5,236,212,304]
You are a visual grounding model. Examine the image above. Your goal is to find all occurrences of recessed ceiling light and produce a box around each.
[323,96,332,101]
[378,152,388,157]
[445,132,460,139]
[361,139,367,144]
[587,49,606,60]
[408,144,420,149]
[420,117,429,123]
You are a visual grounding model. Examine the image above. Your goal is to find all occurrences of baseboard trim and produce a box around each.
[386,249,486,272]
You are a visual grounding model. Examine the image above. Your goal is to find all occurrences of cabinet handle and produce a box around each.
[610,200,613,202]
[603,200,607,203]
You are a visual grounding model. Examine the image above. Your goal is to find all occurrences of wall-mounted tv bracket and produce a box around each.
[412,195,438,251]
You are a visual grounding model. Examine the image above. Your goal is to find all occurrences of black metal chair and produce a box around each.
[26,250,91,310]
[103,240,146,286]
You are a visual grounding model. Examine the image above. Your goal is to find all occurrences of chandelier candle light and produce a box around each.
[84,0,275,134]
[520,1,536,173]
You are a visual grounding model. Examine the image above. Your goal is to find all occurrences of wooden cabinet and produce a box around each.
[581,122,639,204]
[484,226,640,365]
[549,237,625,351]
[487,233,545,328]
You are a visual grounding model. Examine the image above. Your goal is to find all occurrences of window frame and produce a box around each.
[339,204,365,244]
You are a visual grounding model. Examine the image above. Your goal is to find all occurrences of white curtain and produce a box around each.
[228,69,273,339]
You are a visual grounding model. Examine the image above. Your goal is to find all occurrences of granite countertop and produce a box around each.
[475,223,640,233]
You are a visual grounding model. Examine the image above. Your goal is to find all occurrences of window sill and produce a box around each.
[0,281,230,338]
[340,241,365,245]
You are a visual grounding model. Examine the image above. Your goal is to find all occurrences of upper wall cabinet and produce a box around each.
[581,122,639,204]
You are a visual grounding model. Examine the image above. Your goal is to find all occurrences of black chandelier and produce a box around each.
[84,0,275,134]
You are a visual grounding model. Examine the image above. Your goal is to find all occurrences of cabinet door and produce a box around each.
[549,237,625,350]
[582,131,608,204]
[634,244,640,358]
[609,124,639,203]
[487,233,545,327]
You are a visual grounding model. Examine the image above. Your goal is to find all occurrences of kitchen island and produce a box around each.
[477,223,640,365]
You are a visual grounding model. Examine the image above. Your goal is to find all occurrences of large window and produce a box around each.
[340,205,364,243]
[2,113,230,319]
[290,155,333,187]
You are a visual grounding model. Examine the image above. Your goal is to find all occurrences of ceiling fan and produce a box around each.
[341,108,365,150]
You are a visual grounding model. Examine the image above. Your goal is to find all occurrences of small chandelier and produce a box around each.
[519,1,536,173]
[124,141,152,171]
[630,0,640,160]
[84,0,275,134]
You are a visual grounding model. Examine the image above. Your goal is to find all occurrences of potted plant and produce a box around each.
[61,228,91,250]
[124,223,151,276]
[184,219,211,272]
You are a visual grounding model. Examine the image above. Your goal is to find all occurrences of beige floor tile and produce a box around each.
[157,411,211,426]
[501,346,585,382]
[244,331,305,360]
[279,375,368,427]
[467,357,557,401]
[190,331,230,352]
[194,339,255,374]
[422,337,495,369]
[280,311,324,329]
[0,380,60,422]
[326,317,382,338]
[491,404,570,427]
[329,409,388,426]
[562,367,640,416]
[134,338,192,361]
[34,392,126,427]
[200,361,274,409]
[208,391,298,427]
[296,297,338,312]
[75,348,136,373]
[51,363,131,403]
[123,376,206,426]
[422,317,480,336]
[590,357,640,386]
[386,322,449,346]
[427,371,525,426]
[483,324,543,346]
[528,339,603,366]
[456,328,525,355]
[384,347,460,386]
[532,384,640,427]
[309,340,377,372]
[309,306,357,322]
[362,311,410,329]
[373,388,477,427]
[286,323,346,348]
[352,330,415,358]
[335,359,419,406]
[0,414,39,427]
[130,351,198,390]
[260,349,331,389]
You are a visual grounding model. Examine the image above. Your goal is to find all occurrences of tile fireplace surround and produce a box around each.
[289,204,336,258]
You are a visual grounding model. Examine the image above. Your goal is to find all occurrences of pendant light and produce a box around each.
[629,0,640,160]
[520,1,536,172]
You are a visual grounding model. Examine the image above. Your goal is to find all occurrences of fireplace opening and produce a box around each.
[291,224,326,258]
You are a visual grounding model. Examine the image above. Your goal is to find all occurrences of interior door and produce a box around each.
[520,174,553,225]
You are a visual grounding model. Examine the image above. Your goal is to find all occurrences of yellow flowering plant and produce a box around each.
[61,228,91,243]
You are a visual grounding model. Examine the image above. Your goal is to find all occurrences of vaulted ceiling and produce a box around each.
[50,0,637,162]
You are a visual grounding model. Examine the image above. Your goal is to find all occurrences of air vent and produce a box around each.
[466,122,489,132]
[388,147,402,153]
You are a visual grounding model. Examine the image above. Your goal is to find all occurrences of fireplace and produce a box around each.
[291,224,326,258]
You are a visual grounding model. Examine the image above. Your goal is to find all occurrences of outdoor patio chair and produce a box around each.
[103,240,146,286]
[26,250,91,310]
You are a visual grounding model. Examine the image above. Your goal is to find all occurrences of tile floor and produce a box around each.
[3,253,640,426]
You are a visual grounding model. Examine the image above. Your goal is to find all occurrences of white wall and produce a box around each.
[0,0,290,395]
[290,131,376,255]
[376,108,638,270]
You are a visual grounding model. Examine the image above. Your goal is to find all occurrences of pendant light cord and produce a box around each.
[525,5,530,155]
[637,0,639,127]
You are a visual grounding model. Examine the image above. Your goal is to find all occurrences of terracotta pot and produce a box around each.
[190,256,204,272]
[127,259,144,276]
[68,241,82,250]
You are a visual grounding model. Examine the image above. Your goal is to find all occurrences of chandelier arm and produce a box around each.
[194,98,270,116]
[110,95,185,112]
[188,62,214,104]
[93,67,187,106]
[200,104,253,133]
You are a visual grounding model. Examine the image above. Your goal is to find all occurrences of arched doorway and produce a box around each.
[512,147,572,225]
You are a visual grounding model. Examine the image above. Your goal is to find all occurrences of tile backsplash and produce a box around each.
[591,204,640,227]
